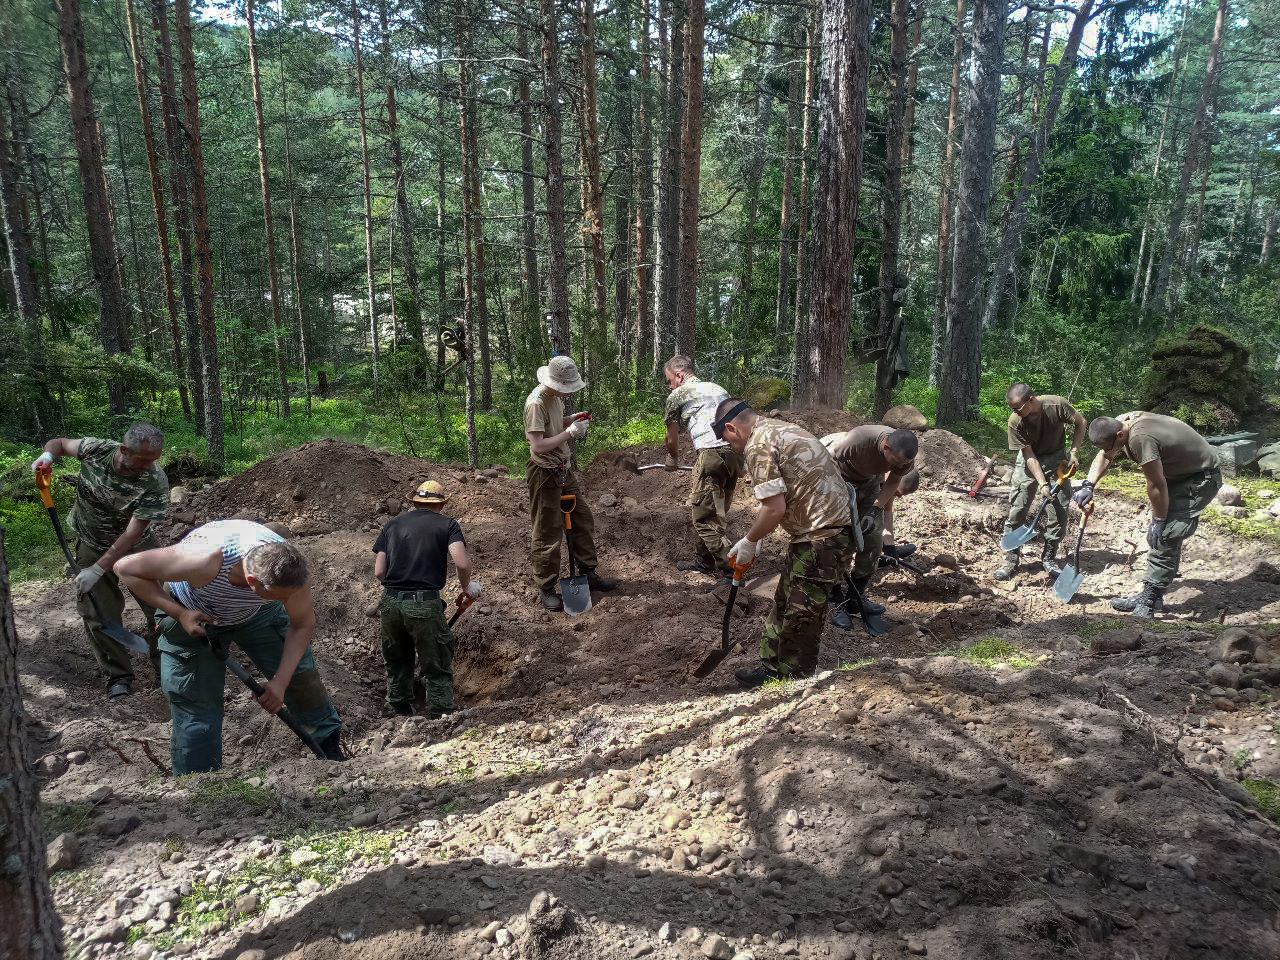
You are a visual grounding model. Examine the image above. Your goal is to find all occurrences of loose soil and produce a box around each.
[14,435,1280,960]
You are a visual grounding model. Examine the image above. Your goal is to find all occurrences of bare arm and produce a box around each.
[448,541,472,591]
[1069,412,1087,461]
[1020,446,1048,486]
[1141,459,1169,520]
[875,474,903,510]
[116,545,222,635]
[257,585,317,713]
[42,438,83,460]
[745,493,787,543]
[374,551,388,582]
[526,428,574,456]
[1086,450,1112,486]
[664,420,680,462]
[95,516,153,573]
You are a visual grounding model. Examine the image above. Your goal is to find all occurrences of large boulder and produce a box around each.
[882,404,929,431]
[742,377,792,411]
[1138,324,1261,432]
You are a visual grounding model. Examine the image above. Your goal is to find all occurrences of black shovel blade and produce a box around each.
[693,639,742,679]
[102,621,151,656]
[560,574,592,616]
[860,608,891,637]
[1053,565,1084,604]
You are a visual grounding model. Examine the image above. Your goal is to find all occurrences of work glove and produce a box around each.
[1146,519,1167,549]
[1067,451,1080,472]
[568,418,590,440]
[1072,480,1095,508]
[464,580,484,599]
[75,563,106,595]
[32,451,53,476]
[727,537,759,567]
[859,505,882,536]
[664,453,679,472]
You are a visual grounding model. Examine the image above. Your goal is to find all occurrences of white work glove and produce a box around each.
[728,537,759,567]
[464,580,484,599]
[32,452,53,475]
[568,418,590,440]
[75,563,106,595]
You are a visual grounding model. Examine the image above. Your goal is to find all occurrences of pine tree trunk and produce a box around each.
[0,94,36,336]
[55,0,128,416]
[580,0,608,319]
[0,531,63,960]
[279,40,311,416]
[540,0,571,353]
[654,0,684,368]
[612,0,634,367]
[633,0,655,387]
[675,0,706,357]
[775,19,802,337]
[464,67,492,410]
[516,20,540,317]
[930,0,964,388]
[351,0,380,399]
[799,0,872,408]
[436,49,448,369]
[457,3,480,466]
[1151,0,1227,313]
[734,44,776,339]
[1182,120,1215,284]
[791,7,817,396]
[153,0,204,435]
[937,0,1005,425]
[175,0,224,468]
[1261,211,1277,265]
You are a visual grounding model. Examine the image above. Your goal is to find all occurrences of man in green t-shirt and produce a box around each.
[1074,412,1221,618]
[32,424,170,698]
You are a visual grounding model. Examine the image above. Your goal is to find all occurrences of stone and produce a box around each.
[876,876,904,897]
[88,785,113,805]
[297,878,322,896]
[784,809,801,828]
[935,554,959,571]
[1215,484,1244,506]
[350,811,378,828]
[495,929,514,947]
[1213,698,1238,713]
[38,754,68,777]
[585,854,607,872]
[530,725,551,743]
[96,813,141,838]
[907,939,928,955]
[612,790,647,811]
[235,893,261,914]
[417,906,451,925]
[1091,628,1143,654]
[882,405,928,432]
[479,875,500,889]
[516,808,537,826]
[47,832,79,872]
[236,951,267,960]
[290,848,323,868]
[1206,663,1241,689]
[701,934,733,959]
[658,923,675,942]
[1212,628,1257,664]
[66,750,89,765]
[1216,440,1260,478]
[480,921,502,942]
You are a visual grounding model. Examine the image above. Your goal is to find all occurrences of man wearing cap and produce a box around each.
[715,399,852,687]
[996,384,1087,581]
[524,355,617,611]
[1074,411,1222,618]
[821,426,918,629]
[373,480,480,717]
[663,354,743,579]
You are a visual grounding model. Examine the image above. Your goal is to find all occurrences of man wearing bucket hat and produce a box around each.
[524,356,617,610]
[373,480,480,717]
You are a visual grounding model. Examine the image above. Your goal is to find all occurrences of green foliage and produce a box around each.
[1243,778,1280,823]
[1140,324,1261,430]
[743,377,792,410]
[933,635,1038,669]
[42,800,95,835]
[182,773,278,813]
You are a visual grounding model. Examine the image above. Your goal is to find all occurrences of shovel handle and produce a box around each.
[223,657,326,760]
[448,592,475,626]
[729,556,753,585]
[35,469,55,509]
[560,494,576,531]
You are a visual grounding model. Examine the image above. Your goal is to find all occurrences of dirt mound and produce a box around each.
[770,406,863,438]
[915,428,989,487]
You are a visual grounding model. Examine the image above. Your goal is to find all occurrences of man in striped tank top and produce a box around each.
[116,519,345,774]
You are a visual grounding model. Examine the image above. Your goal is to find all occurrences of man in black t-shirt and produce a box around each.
[373,480,480,717]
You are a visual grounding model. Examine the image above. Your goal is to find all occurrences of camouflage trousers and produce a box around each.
[847,476,884,580]
[1003,450,1070,557]
[690,447,744,573]
[760,530,853,677]
[1144,468,1221,588]
[75,539,158,687]
[378,589,455,711]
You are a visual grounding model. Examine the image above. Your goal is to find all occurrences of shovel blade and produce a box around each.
[560,575,592,616]
[1000,525,1036,551]
[102,622,151,656]
[692,641,740,679]
[1053,565,1085,604]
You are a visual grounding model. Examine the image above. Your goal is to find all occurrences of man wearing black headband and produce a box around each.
[714,399,853,688]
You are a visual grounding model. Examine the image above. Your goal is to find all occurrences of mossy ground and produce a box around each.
[933,635,1039,669]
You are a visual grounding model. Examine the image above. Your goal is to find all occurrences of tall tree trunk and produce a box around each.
[979,0,1093,331]
[279,34,311,416]
[0,94,36,337]
[1261,210,1277,265]
[1182,118,1215,285]
[579,0,608,319]
[633,0,655,387]
[791,6,817,397]
[246,0,290,418]
[775,19,803,337]
[734,42,776,338]
[654,0,684,367]
[352,0,380,398]
[930,0,964,388]
[153,0,204,434]
[540,0,571,352]
[612,0,634,367]
[101,18,142,368]
[798,0,872,408]
[0,531,63,960]
[457,3,480,466]
[872,0,910,418]
[436,49,448,369]
[175,0,225,468]
[124,0,188,419]
[937,0,1006,425]
[675,0,706,356]
[1151,0,1227,313]
[516,20,540,318]
[463,61,492,409]
[55,0,128,415]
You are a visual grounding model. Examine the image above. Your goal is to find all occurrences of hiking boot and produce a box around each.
[390,701,415,717]
[734,665,779,689]
[1041,542,1062,577]
[993,554,1020,582]
[586,571,618,592]
[829,601,853,631]
[884,543,917,559]
[428,706,454,720]
[319,731,348,762]
[541,591,564,611]
[676,558,715,575]
[848,579,885,616]
[108,680,131,700]
[1113,582,1164,618]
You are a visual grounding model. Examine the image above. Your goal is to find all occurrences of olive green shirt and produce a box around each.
[1116,412,1218,480]
[67,439,169,552]
[523,385,569,469]
[1007,395,1078,457]
[745,418,850,542]
[826,425,914,485]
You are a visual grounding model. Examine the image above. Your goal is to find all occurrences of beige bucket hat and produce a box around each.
[537,355,587,394]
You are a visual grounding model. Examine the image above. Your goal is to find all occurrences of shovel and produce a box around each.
[216,649,326,760]
[845,574,890,637]
[448,591,476,627]
[635,463,693,473]
[559,494,592,616]
[1053,502,1094,604]
[999,461,1076,552]
[34,470,151,656]
[692,556,753,679]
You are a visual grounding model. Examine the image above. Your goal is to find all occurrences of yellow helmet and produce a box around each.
[411,480,449,504]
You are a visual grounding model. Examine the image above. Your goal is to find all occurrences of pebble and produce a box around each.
[530,725,551,743]
[701,934,733,959]
[495,929,514,947]
[907,938,928,955]
[784,809,801,828]
[480,921,502,942]
[47,832,80,872]
[236,951,267,960]
[658,922,675,941]
[297,879,322,896]
[877,876,904,897]
[586,854,607,872]
[290,848,323,868]
[479,875,501,889]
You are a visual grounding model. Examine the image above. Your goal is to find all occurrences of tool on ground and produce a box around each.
[845,574,889,636]
[35,470,151,656]
[999,461,1077,552]
[217,648,326,760]
[692,556,753,679]
[1053,502,1095,604]
[559,495,592,616]
[635,463,693,473]
[945,483,1007,498]
[967,457,998,497]
[448,592,475,627]
[879,553,924,577]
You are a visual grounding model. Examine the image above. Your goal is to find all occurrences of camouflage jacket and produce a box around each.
[745,418,851,542]
[67,439,169,552]
[664,377,729,451]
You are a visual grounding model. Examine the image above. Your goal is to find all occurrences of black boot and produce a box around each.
[1041,541,1062,577]
[1111,582,1165,615]
[829,597,853,630]
[993,553,1019,582]
[319,731,348,762]
[848,578,885,616]
[735,664,779,689]
[884,543,917,559]
[541,591,564,611]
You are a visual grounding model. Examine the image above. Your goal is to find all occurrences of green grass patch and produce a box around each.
[934,635,1038,669]
[42,800,95,835]
[437,799,460,816]
[761,676,799,691]
[839,657,876,671]
[182,773,277,813]
[1243,778,1280,822]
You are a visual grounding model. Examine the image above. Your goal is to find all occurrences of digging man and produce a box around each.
[823,427,918,630]
[663,355,743,580]
[116,519,347,773]
[523,355,617,610]
[715,400,853,688]
[1074,412,1222,618]
[31,424,169,700]
[995,384,1087,581]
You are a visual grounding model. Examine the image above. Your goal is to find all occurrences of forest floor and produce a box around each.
[15,415,1280,960]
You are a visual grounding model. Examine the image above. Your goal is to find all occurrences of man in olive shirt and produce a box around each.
[32,424,169,699]
[663,355,743,579]
[715,399,853,687]
[1074,412,1222,618]
[523,355,617,611]
[823,426,918,627]
[996,384,1087,581]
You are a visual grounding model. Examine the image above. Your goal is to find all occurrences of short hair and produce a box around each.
[715,397,753,423]
[885,428,919,460]
[124,422,164,451]
[1006,383,1033,406]
[244,540,309,589]
[1088,417,1123,448]
[664,354,695,377]
[898,468,920,495]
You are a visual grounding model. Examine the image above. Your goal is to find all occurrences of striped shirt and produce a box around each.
[168,520,283,626]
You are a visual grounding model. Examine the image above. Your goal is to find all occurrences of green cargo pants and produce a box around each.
[847,476,884,579]
[75,539,158,687]
[526,463,599,593]
[760,530,853,677]
[690,447,744,573]
[1003,450,1070,557]
[378,589,454,712]
[1145,468,1222,588]
[159,601,342,775]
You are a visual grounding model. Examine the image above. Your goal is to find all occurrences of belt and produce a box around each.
[384,587,441,602]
